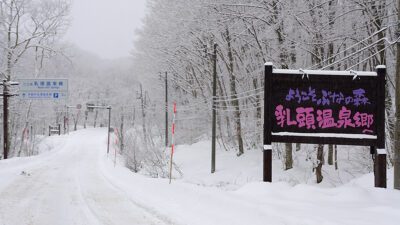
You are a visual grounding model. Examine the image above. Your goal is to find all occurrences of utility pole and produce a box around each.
[2,81,9,159]
[1,80,19,159]
[211,43,217,173]
[394,0,400,190]
[165,72,168,147]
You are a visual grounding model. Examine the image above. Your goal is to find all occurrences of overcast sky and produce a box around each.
[65,0,147,59]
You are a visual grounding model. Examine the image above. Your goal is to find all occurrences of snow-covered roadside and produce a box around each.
[0,134,71,190]
[103,140,400,225]
[171,141,375,190]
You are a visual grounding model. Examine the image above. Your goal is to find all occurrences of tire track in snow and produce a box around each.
[0,129,170,225]
[72,129,169,225]
[98,169,179,225]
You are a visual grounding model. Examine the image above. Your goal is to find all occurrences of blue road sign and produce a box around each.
[17,78,68,100]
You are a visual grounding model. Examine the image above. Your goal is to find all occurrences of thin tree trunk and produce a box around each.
[272,0,293,168]
[394,0,400,190]
[18,102,33,156]
[93,110,98,128]
[73,111,80,131]
[140,84,148,146]
[285,143,293,170]
[328,144,333,165]
[225,28,244,156]
[84,111,88,128]
[120,113,124,154]
[334,145,338,170]
[316,144,324,183]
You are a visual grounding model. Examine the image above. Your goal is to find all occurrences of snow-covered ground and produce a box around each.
[0,128,399,225]
[173,141,379,189]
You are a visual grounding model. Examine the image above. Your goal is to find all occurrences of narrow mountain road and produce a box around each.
[0,129,167,225]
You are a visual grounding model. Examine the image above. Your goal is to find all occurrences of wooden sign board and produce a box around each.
[269,69,385,146]
[263,63,386,187]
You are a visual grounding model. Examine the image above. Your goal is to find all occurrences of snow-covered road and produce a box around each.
[0,128,399,225]
[0,129,166,225]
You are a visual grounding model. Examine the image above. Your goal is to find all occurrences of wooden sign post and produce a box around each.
[263,63,386,188]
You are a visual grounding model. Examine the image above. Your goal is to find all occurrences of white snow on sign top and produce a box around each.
[273,69,377,76]
[376,65,386,69]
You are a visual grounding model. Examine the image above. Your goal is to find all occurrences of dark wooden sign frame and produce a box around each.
[263,63,387,188]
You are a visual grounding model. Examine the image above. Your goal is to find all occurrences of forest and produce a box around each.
[1,0,399,184]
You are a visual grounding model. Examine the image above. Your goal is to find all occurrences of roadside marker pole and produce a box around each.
[169,103,176,184]
[114,129,118,167]
[114,148,117,167]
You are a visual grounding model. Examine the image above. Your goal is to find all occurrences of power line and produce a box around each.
[214,87,264,100]
[214,91,264,102]
[308,25,393,70]
[318,37,385,70]
[347,37,400,71]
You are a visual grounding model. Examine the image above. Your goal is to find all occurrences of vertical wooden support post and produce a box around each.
[58,124,61,135]
[374,65,386,188]
[263,63,273,182]
[49,126,51,136]
[374,148,387,188]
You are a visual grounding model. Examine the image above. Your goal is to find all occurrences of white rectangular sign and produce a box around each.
[17,78,68,100]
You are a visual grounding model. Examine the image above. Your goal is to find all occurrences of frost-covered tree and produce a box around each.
[131,0,398,182]
[0,0,70,158]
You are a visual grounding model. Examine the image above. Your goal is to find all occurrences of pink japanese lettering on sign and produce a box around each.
[275,105,297,128]
[337,106,355,128]
[275,105,374,134]
[296,107,316,130]
[316,109,336,128]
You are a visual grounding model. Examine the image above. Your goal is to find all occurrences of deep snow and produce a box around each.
[0,128,399,225]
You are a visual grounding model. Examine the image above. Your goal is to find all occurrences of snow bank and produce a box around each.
[103,140,400,225]
[172,141,376,189]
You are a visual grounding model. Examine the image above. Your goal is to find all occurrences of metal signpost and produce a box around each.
[17,78,68,100]
[86,104,112,154]
[264,63,387,188]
